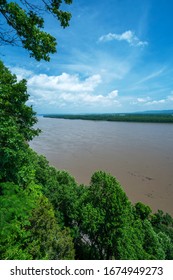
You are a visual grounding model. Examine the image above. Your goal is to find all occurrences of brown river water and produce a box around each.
[30,117,173,215]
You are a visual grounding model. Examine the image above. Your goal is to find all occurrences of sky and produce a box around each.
[1,0,173,114]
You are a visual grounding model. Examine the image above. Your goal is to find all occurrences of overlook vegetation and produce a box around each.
[1,61,173,260]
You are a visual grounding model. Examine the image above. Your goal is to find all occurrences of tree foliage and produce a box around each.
[27,195,75,260]
[0,61,40,141]
[0,182,75,259]
[0,61,40,184]
[0,62,75,259]
[151,210,173,259]
[78,171,133,259]
[0,0,73,61]
[0,182,40,259]
[34,156,80,227]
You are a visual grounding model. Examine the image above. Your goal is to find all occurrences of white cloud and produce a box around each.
[137,97,151,103]
[145,92,173,106]
[26,71,120,109]
[28,73,102,92]
[108,90,118,98]
[134,95,173,106]
[29,90,120,108]
[99,30,148,47]
[61,92,119,107]
[146,99,166,105]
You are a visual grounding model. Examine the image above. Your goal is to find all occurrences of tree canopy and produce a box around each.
[0,62,75,259]
[0,0,73,61]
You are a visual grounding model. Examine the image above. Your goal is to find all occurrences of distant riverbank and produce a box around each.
[43,113,173,123]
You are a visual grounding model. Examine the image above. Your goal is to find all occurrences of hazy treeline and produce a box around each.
[43,113,173,123]
[1,61,173,260]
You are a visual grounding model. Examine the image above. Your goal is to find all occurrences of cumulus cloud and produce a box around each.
[26,71,120,109]
[99,30,148,47]
[28,90,120,108]
[28,73,102,92]
[146,99,166,105]
[134,95,173,106]
[57,92,119,106]
[144,92,173,105]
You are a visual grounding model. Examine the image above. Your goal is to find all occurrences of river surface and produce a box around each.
[30,117,173,215]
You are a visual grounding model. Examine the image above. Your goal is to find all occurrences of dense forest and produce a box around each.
[43,113,173,123]
[1,61,173,260]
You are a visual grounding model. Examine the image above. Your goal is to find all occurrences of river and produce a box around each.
[30,117,173,215]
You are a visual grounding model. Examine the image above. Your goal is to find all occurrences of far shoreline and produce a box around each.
[43,112,173,123]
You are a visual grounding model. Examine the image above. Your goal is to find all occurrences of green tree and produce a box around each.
[0,61,40,184]
[0,0,73,61]
[151,210,173,259]
[134,204,171,260]
[141,219,165,260]
[0,182,75,260]
[0,60,76,260]
[27,195,75,260]
[0,61,40,141]
[34,155,82,229]
[135,202,152,220]
[77,171,147,259]
[0,182,41,259]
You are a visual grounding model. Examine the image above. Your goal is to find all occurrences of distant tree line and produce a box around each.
[43,113,173,123]
[1,61,173,260]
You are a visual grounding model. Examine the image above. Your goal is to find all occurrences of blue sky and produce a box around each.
[1,0,173,113]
